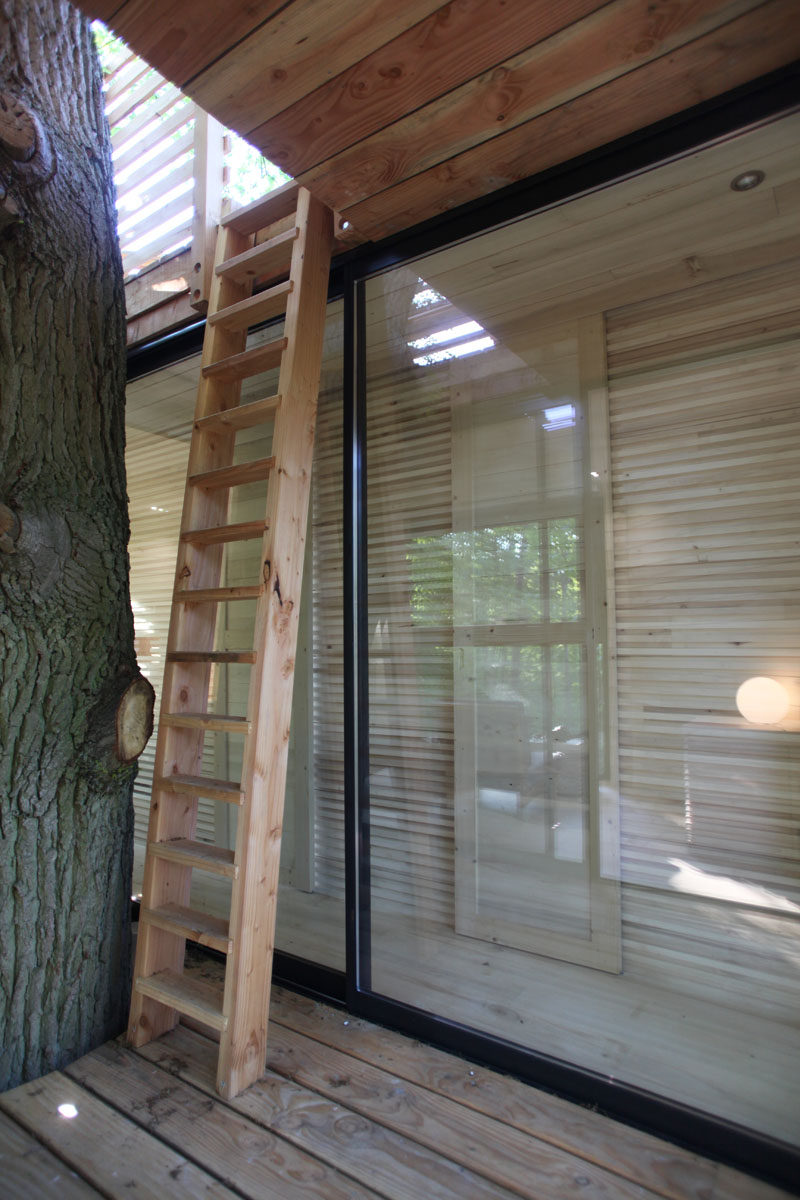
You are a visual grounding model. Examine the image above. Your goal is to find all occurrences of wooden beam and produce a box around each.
[126,291,197,347]
[297,0,768,214]
[124,248,192,319]
[341,0,800,240]
[94,0,287,88]
[246,0,607,178]
[190,110,226,312]
[186,0,446,140]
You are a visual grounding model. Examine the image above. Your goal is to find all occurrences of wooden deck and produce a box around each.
[0,977,791,1200]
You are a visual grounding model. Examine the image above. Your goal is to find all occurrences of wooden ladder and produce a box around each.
[127,182,333,1099]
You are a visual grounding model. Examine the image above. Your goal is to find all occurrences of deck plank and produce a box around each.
[268,985,718,1200]
[267,987,796,1200]
[66,1040,382,1200]
[0,1110,102,1199]
[0,1070,235,1198]
[0,984,793,1200]
[265,1022,666,1200]
[139,1024,527,1200]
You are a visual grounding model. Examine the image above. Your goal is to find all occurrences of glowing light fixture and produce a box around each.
[58,1103,79,1119]
[730,169,765,192]
[735,676,790,724]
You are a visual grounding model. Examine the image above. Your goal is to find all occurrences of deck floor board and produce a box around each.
[0,980,792,1200]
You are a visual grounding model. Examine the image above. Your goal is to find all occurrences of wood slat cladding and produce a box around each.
[606,257,800,1023]
[83,0,800,245]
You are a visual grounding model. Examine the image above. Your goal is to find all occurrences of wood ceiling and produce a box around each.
[84,0,800,246]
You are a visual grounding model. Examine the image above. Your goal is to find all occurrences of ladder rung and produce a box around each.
[181,520,267,546]
[221,181,300,235]
[161,713,251,735]
[167,650,256,664]
[134,969,227,1032]
[189,457,275,491]
[158,772,246,802]
[209,280,293,333]
[141,904,232,955]
[202,337,287,382]
[173,585,261,604]
[195,396,282,436]
[216,227,298,286]
[148,838,238,878]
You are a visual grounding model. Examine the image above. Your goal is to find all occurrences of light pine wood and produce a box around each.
[265,1023,660,1200]
[202,338,287,382]
[128,212,253,1048]
[66,1041,383,1200]
[188,455,275,489]
[173,585,262,602]
[167,649,257,663]
[248,0,605,177]
[142,1026,530,1200]
[134,970,227,1030]
[266,986,792,1200]
[188,0,447,138]
[190,111,225,312]
[148,838,238,877]
[94,0,800,255]
[181,518,268,544]
[222,181,302,234]
[0,1070,236,1198]
[4,990,793,1200]
[217,227,298,286]
[160,713,250,735]
[218,187,333,1097]
[0,1110,101,1199]
[194,395,282,434]
[141,904,232,953]
[128,184,334,1099]
[157,770,244,800]
[340,1,800,239]
[300,0,764,212]
[208,280,293,332]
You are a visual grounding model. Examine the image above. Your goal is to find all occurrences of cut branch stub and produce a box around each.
[0,92,56,187]
[115,675,156,763]
[0,93,36,162]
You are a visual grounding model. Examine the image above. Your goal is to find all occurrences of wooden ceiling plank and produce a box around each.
[83,0,126,20]
[246,0,607,179]
[296,0,768,214]
[186,0,447,140]
[98,0,288,89]
[341,0,800,241]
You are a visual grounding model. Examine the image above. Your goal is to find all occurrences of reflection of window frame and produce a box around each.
[452,316,621,974]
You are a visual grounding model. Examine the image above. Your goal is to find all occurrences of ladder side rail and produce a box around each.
[218,188,333,1096]
[129,221,252,1046]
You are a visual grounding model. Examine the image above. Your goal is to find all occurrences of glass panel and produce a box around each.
[363,113,800,1152]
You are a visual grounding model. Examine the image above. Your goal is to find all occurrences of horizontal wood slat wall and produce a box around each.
[606,257,800,1023]
[126,427,217,846]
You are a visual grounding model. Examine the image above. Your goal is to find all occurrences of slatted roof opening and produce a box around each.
[83,0,800,247]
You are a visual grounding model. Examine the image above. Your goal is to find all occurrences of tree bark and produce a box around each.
[0,0,138,1089]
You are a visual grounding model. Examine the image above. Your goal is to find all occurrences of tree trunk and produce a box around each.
[0,0,138,1089]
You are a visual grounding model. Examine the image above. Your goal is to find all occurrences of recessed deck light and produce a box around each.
[730,170,765,192]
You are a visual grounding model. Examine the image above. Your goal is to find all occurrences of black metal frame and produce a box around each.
[127,65,800,1193]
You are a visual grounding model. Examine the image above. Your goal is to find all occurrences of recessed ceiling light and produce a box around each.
[730,170,765,192]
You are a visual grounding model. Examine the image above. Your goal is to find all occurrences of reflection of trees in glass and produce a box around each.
[406,519,586,738]
[407,519,583,627]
